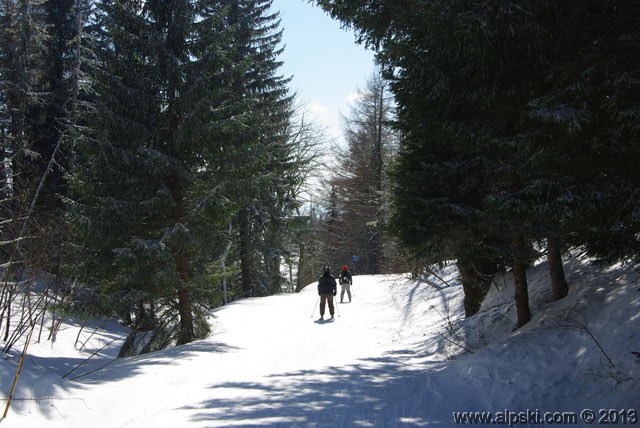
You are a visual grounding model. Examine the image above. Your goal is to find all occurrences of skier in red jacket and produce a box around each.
[339,265,353,303]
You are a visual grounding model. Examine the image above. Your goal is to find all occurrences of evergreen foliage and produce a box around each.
[220,0,299,298]
[315,0,640,326]
[0,1,92,353]
[0,0,77,279]
[1,0,320,353]
[65,0,306,348]
[0,0,49,189]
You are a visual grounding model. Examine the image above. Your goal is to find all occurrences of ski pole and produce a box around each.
[310,295,320,318]
[334,294,340,317]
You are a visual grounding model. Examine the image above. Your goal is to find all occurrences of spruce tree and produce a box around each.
[316,0,640,326]
[522,1,640,264]
[378,2,509,318]
[67,0,310,348]
[0,0,50,279]
[68,0,241,347]
[221,0,298,298]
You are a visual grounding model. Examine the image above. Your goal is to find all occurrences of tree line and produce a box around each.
[2,0,639,358]
[1,0,322,353]
[315,0,640,327]
[295,70,411,285]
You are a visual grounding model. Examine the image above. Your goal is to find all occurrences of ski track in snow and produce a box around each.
[2,261,639,427]
[3,275,449,427]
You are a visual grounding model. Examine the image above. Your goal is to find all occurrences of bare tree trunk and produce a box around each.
[512,233,531,329]
[457,259,497,317]
[372,80,385,274]
[221,223,233,305]
[295,242,306,293]
[2,287,11,341]
[547,237,569,300]
[239,208,253,297]
[168,181,194,345]
[176,284,194,345]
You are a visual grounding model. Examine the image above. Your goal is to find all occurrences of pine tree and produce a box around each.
[0,0,79,214]
[329,70,397,274]
[0,0,98,351]
[68,0,242,347]
[522,1,640,264]
[66,0,312,348]
[316,0,640,326]
[220,0,299,298]
[0,0,50,280]
[314,1,537,322]
[377,2,509,318]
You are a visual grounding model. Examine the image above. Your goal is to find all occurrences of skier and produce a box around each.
[317,266,337,320]
[339,265,353,303]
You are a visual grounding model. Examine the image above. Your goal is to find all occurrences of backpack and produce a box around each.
[339,272,350,284]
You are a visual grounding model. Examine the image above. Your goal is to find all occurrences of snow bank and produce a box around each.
[1,254,638,427]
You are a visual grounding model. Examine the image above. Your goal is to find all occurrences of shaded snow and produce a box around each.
[1,255,639,427]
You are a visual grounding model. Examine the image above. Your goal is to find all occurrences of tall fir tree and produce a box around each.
[0,0,97,351]
[67,0,309,349]
[68,0,243,346]
[316,0,640,326]
[520,1,640,264]
[221,0,297,298]
[0,0,51,277]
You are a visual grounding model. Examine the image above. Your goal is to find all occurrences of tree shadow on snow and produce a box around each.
[178,349,460,427]
[68,340,239,384]
[2,340,239,419]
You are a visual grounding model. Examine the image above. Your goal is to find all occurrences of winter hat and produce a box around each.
[342,265,348,271]
[324,266,331,274]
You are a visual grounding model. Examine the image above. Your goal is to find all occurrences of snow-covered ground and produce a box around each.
[1,255,639,427]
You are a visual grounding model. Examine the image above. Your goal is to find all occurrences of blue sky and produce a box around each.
[275,0,376,145]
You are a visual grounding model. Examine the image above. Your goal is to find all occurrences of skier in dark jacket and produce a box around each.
[317,266,337,320]
[339,265,353,303]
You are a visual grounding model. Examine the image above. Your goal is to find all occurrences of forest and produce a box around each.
[315,0,640,326]
[1,0,639,358]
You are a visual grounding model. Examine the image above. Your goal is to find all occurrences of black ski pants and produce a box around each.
[319,294,335,317]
